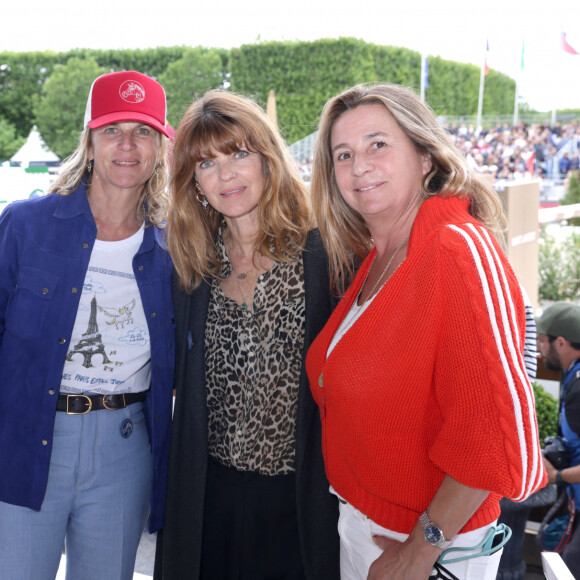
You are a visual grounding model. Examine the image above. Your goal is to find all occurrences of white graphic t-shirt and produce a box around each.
[60,224,151,394]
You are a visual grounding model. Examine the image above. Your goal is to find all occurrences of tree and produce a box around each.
[159,49,224,127]
[0,52,59,139]
[0,116,25,161]
[561,171,580,226]
[532,381,558,442]
[564,171,580,204]
[539,228,580,301]
[34,57,103,159]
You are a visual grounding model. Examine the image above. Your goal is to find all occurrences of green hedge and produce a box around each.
[1,38,518,155]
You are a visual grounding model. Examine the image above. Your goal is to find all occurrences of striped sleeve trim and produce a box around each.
[523,296,538,380]
[447,223,543,500]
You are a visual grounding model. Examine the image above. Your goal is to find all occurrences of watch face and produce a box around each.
[424,524,443,544]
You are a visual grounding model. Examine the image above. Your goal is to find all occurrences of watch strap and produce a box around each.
[419,510,452,549]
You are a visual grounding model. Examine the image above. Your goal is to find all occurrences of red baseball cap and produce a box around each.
[84,70,170,137]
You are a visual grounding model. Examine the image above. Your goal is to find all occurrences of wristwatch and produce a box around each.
[419,510,451,549]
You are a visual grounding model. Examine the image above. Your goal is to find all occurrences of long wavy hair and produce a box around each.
[311,82,508,295]
[47,128,170,227]
[167,89,312,292]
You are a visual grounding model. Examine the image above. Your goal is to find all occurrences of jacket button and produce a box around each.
[83,242,89,249]
[72,287,78,294]
[48,389,55,395]
[138,265,144,271]
[151,312,157,318]
[42,287,49,295]
[59,337,66,344]
[42,439,48,446]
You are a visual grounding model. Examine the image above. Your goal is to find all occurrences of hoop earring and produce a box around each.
[87,159,93,173]
[195,181,209,210]
[196,193,209,210]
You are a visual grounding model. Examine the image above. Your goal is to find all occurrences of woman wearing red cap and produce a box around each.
[0,71,175,580]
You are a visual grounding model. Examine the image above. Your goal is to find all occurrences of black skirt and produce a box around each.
[200,457,306,580]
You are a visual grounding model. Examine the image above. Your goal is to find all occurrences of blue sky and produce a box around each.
[2,0,579,112]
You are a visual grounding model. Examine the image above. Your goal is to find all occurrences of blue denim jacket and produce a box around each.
[0,184,175,532]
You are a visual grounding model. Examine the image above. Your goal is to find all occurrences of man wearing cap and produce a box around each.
[537,301,580,576]
[0,71,174,580]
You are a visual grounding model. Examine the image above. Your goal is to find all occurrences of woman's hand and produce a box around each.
[367,474,490,579]
[368,532,439,580]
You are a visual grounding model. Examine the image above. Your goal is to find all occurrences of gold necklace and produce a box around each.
[233,269,254,310]
[232,260,262,310]
[333,236,409,343]
[360,236,409,303]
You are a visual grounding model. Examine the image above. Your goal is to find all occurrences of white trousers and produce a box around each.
[336,497,502,580]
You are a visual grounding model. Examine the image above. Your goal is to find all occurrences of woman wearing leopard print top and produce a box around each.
[154,90,340,580]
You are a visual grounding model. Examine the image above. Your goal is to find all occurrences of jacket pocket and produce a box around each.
[5,266,59,339]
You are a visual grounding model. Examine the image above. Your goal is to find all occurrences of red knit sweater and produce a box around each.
[306,196,547,534]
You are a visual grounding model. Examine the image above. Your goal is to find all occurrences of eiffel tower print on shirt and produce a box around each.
[66,295,112,369]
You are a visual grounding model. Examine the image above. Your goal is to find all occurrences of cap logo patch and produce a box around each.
[119,80,145,104]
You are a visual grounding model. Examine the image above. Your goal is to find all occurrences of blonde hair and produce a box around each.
[311,82,507,294]
[167,89,312,292]
[47,127,170,226]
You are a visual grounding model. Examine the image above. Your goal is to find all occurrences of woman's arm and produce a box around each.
[369,475,489,580]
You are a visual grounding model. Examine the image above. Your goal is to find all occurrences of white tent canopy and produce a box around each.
[10,126,60,166]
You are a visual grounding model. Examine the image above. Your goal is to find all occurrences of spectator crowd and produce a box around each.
[295,119,580,185]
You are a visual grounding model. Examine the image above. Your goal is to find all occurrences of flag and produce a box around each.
[484,39,490,76]
[525,152,535,175]
[561,32,579,55]
[423,55,429,90]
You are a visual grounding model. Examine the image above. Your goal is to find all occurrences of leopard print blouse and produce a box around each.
[205,233,306,476]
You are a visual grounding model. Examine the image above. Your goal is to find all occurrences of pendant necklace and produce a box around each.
[334,236,409,343]
[233,268,253,310]
[360,236,409,303]
[231,252,267,310]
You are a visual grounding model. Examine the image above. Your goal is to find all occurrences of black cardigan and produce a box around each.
[154,229,340,579]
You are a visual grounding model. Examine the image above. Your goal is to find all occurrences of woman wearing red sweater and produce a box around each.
[306,83,547,579]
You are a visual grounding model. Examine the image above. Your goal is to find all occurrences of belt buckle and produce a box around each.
[67,394,92,415]
[103,393,125,410]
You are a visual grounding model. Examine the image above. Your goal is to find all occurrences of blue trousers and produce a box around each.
[0,401,151,580]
